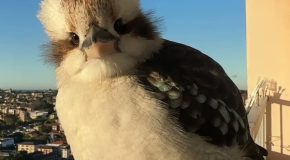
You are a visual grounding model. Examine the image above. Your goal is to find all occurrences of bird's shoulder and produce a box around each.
[136,39,250,147]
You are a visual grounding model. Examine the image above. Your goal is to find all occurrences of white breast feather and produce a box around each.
[56,77,246,160]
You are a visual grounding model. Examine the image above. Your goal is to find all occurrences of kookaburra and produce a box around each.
[39,0,267,159]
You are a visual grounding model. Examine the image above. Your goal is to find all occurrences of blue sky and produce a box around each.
[0,0,247,90]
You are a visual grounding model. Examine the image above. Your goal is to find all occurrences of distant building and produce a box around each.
[31,92,44,98]
[60,145,72,159]
[37,145,56,155]
[48,141,65,146]
[17,142,37,154]
[7,108,16,115]
[5,89,13,94]
[0,138,14,148]
[1,107,7,114]
[52,123,61,132]
[49,113,57,120]
[27,131,42,138]
[25,107,33,112]
[33,125,42,131]
[30,111,49,119]
[19,110,30,122]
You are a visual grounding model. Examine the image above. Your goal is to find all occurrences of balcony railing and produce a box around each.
[247,79,290,160]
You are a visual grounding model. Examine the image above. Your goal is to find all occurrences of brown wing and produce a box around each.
[136,40,266,159]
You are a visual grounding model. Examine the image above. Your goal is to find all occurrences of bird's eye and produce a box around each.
[69,32,80,46]
[114,18,127,35]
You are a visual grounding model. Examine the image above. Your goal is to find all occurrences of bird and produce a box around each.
[39,0,267,159]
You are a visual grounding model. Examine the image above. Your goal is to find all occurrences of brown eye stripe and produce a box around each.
[43,40,75,66]
[126,14,159,40]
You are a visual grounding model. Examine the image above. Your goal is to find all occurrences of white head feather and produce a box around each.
[39,0,162,87]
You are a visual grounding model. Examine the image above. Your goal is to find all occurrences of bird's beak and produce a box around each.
[81,25,119,59]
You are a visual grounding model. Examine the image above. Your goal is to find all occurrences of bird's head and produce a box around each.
[39,0,162,85]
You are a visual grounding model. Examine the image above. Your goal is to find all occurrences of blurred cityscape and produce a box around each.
[0,89,73,160]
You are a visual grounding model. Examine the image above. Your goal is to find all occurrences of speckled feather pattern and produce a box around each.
[136,40,265,160]
[143,70,248,145]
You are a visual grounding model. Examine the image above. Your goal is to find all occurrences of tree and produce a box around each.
[0,151,28,160]
[13,151,29,160]
[4,115,18,127]
[39,125,51,133]
[9,132,24,143]
[31,99,53,111]
[22,134,32,141]
[33,134,49,143]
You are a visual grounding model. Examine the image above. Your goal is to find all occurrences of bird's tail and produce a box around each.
[244,139,268,160]
[257,144,268,158]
